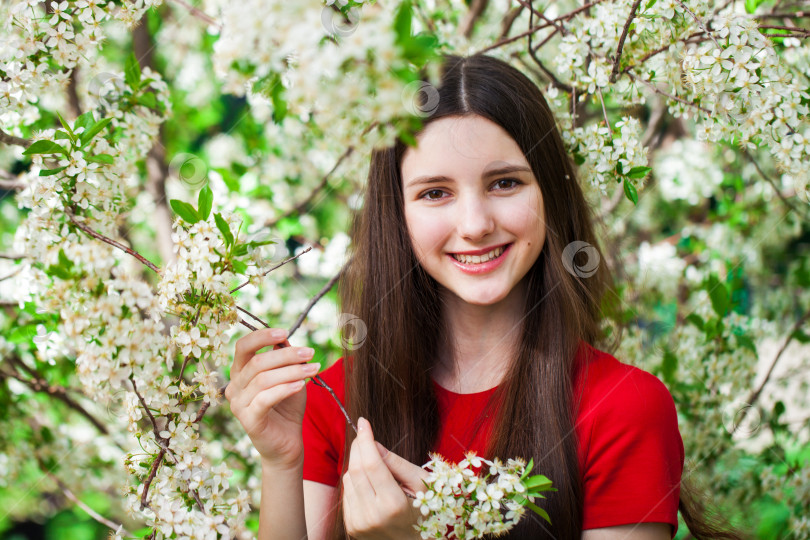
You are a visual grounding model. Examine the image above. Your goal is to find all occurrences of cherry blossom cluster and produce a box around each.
[412,452,554,539]
[562,116,649,197]
[681,15,810,196]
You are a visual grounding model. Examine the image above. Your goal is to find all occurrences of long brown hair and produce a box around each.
[330,53,742,539]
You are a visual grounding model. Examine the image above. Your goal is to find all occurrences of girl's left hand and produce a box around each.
[343,417,429,539]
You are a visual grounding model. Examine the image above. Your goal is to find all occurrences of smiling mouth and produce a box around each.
[450,243,511,265]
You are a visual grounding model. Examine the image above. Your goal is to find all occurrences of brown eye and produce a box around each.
[494,178,521,190]
[422,189,445,200]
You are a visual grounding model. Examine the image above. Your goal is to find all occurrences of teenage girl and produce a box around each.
[228,54,738,540]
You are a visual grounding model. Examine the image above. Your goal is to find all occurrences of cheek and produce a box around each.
[405,209,453,259]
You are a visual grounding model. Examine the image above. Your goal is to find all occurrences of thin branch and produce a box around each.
[744,149,810,220]
[499,4,524,39]
[288,267,344,338]
[140,448,166,510]
[44,469,125,532]
[0,178,26,190]
[168,0,221,28]
[675,0,721,48]
[626,72,712,113]
[610,0,642,83]
[739,307,810,432]
[66,210,161,274]
[597,87,612,133]
[478,23,552,53]
[459,0,489,39]
[0,127,30,147]
[0,252,26,260]
[266,147,355,229]
[230,246,313,293]
[6,354,111,436]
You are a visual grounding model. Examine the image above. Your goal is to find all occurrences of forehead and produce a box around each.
[400,115,529,181]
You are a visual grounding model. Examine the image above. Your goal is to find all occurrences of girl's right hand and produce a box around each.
[225,327,319,469]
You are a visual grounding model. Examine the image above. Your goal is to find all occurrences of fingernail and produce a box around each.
[303,363,319,374]
[271,328,287,339]
[375,441,389,458]
[358,417,366,431]
[297,347,315,359]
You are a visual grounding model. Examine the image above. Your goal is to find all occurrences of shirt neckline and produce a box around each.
[431,377,500,397]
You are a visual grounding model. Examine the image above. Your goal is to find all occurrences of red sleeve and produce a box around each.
[302,358,346,487]
[580,361,684,537]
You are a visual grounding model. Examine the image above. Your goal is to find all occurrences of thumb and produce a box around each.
[375,442,429,495]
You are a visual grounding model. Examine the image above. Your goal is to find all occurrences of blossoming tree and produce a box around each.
[0,0,809,538]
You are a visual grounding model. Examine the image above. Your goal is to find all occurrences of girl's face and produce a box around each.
[401,114,546,307]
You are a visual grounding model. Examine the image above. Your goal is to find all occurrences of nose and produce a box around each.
[455,192,495,241]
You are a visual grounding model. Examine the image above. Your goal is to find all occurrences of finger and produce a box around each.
[238,381,305,434]
[238,363,316,411]
[342,470,361,534]
[233,327,289,373]
[374,440,430,496]
[355,418,401,497]
[238,346,316,387]
[347,434,380,504]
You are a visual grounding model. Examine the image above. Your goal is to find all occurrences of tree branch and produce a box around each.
[610,0,642,82]
[168,0,221,28]
[0,127,30,147]
[66,210,161,274]
[43,469,125,532]
[266,147,355,229]
[230,246,313,293]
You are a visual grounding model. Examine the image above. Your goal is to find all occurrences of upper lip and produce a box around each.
[448,243,510,256]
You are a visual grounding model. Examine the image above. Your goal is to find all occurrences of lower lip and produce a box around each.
[447,244,512,275]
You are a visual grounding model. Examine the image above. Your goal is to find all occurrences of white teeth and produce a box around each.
[452,245,505,265]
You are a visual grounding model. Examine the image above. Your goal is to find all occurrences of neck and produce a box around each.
[433,281,526,394]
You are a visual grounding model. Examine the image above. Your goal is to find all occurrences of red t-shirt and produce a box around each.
[302,342,684,536]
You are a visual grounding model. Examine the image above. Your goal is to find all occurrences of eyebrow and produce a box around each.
[405,164,533,189]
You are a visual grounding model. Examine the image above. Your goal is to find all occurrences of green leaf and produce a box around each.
[661,348,678,384]
[125,52,142,90]
[56,111,75,140]
[623,178,638,205]
[685,313,705,331]
[232,259,247,274]
[524,474,553,490]
[792,329,810,344]
[214,213,234,247]
[80,117,113,145]
[54,130,72,141]
[86,154,114,164]
[735,333,757,353]
[138,91,157,109]
[707,275,730,317]
[39,166,67,176]
[525,500,552,523]
[246,239,277,248]
[170,199,201,224]
[393,1,413,43]
[23,140,68,156]
[744,0,757,13]
[626,166,651,179]
[233,244,248,257]
[520,458,534,480]
[74,111,95,131]
[197,185,213,221]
